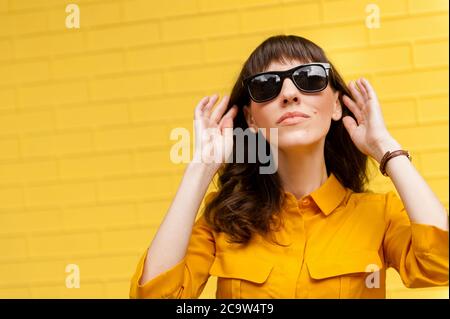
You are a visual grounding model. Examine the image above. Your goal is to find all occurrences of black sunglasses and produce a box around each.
[243,62,331,103]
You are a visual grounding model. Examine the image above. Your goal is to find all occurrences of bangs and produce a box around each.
[245,35,329,77]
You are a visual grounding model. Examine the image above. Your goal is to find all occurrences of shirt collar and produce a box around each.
[284,172,349,216]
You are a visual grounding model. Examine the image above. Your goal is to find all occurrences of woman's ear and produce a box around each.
[332,92,343,121]
[243,105,258,133]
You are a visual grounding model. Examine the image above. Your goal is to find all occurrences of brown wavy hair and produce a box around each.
[203,35,373,245]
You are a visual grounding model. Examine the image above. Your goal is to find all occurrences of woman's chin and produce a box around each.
[273,138,319,150]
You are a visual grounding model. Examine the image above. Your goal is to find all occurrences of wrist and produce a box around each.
[186,161,219,179]
[372,138,402,164]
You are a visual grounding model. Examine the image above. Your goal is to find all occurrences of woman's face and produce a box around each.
[244,59,342,150]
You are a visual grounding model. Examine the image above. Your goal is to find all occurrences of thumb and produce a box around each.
[342,116,357,134]
[221,117,233,134]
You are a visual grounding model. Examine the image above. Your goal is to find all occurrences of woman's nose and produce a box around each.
[280,78,300,104]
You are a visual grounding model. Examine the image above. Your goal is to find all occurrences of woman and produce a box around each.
[130,35,448,299]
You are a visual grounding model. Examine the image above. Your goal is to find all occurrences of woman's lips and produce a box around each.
[277,111,311,125]
[278,116,310,126]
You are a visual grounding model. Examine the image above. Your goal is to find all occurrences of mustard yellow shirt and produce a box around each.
[130,173,449,299]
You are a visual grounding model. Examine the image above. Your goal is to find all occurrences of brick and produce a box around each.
[30,282,105,298]
[9,62,50,84]
[100,228,153,252]
[0,39,12,61]
[9,0,60,11]
[27,259,66,283]
[60,282,105,298]
[0,0,8,12]
[204,35,265,63]
[199,0,279,11]
[7,10,49,36]
[135,148,178,174]
[124,0,200,21]
[0,108,56,136]
[105,280,130,298]
[380,99,417,127]
[128,94,199,122]
[21,131,93,157]
[72,255,136,279]
[25,181,97,207]
[47,5,72,33]
[89,73,164,101]
[0,112,20,136]
[241,2,320,33]
[0,14,13,37]
[52,52,124,79]
[372,69,448,98]
[62,202,136,229]
[414,39,449,68]
[14,32,85,59]
[71,1,121,28]
[18,108,56,133]
[161,12,239,41]
[389,124,448,151]
[409,0,449,13]
[426,177,449,203]
[298,23,369,51]
[164,64,239,94]
[59,152,133,179]
[136,199,171,226]
[87,23,160,50]
[0,208,61,233]
[370,13,448,44]
[323,0,407,24]
[97,175,173,201]
[417,95,449,124]
[0,88,16,111]
[126,42,203,71]
[0,64,13,86]
[330,45,411,74]
[56,102,129,130]
[0,137,20,160]
[0,287,30,298]
[0,159,59,184]
[0,236,27,259]
[19,81,89,109]
[388,286,448,299]
[29,231,100,257]
[93,124,168,151]
[419,150,449,177]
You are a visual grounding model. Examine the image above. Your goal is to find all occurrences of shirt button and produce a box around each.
[301,198,310,206]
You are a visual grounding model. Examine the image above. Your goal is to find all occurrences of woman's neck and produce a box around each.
[275,141,329,200]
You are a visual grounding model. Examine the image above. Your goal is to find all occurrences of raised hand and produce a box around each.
[193,94,238,170]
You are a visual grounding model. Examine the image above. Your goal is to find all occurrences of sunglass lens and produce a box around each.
[292,65,327,92]
[248,74,281,102]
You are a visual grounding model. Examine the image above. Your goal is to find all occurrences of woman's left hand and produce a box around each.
[342,77,400,163]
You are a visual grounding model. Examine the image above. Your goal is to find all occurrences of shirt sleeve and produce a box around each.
[382,190,449,288]
[129,192,218,299]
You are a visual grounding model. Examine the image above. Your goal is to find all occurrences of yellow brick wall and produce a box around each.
[0,0,448,298]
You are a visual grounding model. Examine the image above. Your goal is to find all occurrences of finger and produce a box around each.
[342,94,364,125]
[210,95,230,123]
[348,81,365,109]
[356,78,369,101]
[360,78,377,101]
[219,105,238,129]
[203,94,219,118]
[342,115,358,135]
[195,96,210,119]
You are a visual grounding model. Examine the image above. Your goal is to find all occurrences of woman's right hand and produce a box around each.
[192,94,238,171]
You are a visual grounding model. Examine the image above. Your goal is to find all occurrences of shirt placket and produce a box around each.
[294,196,318,298]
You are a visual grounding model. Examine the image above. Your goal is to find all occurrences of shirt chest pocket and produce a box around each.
[306,251,384,299]
[209,252,274,299]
